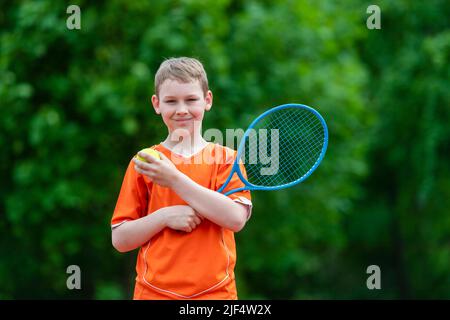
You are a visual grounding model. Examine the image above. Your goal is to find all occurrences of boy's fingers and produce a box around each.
[193,216,202,225]
[134,158,153,170]
[134,165,146,175]
[134,164,154,178]
[133,157,144,166]
[194,211,204,220]
[134,165,143,174]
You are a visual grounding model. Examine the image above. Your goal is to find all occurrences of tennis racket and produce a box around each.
[217,103,328,196]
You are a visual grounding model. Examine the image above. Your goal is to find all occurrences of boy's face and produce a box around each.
[151,79,212,135]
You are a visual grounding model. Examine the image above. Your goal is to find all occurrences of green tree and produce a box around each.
[348,0,450,298]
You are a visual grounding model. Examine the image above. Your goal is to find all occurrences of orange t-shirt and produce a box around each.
[111,143,252,300]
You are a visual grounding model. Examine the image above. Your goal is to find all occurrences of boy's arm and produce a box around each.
[112,205,202,252]
[171,173,248,232]
[112,208,167,253]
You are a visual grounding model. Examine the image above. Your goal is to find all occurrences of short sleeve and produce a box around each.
[215,152,253,220]
[111,159,150,229]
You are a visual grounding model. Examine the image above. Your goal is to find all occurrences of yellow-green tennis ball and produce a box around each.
[136,148,161,162]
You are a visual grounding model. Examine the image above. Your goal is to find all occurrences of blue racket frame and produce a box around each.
[217,103,328,196]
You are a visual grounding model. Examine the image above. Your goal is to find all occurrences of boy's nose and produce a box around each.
[175,104,188,115]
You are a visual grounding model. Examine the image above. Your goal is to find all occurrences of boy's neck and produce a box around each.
[162,132,209,156]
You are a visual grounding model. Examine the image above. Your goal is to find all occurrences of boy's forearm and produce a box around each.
[171,172,247,232]
[112,208,167,252]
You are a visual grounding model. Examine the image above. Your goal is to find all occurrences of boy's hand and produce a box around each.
[133,150,181,188]
[163,205,203,233]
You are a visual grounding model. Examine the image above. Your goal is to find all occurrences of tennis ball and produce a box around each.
[136,148,161,162]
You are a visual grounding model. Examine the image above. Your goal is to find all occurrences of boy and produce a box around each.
[111,57,253,299]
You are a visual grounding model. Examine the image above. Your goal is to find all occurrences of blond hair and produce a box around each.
[154,57,209,97]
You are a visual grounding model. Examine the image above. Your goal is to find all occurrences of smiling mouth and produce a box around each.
[174,118,192,122]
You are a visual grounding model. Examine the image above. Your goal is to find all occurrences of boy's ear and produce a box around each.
[205,90,213,111]
[151,95,161,114]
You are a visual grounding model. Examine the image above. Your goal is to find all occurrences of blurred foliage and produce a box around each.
[0,0,448,299]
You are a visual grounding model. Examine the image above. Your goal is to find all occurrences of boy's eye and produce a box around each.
[166,100,176,103]
[187,98,198,102]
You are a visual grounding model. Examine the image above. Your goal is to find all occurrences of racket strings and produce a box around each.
[241,107,325,187]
